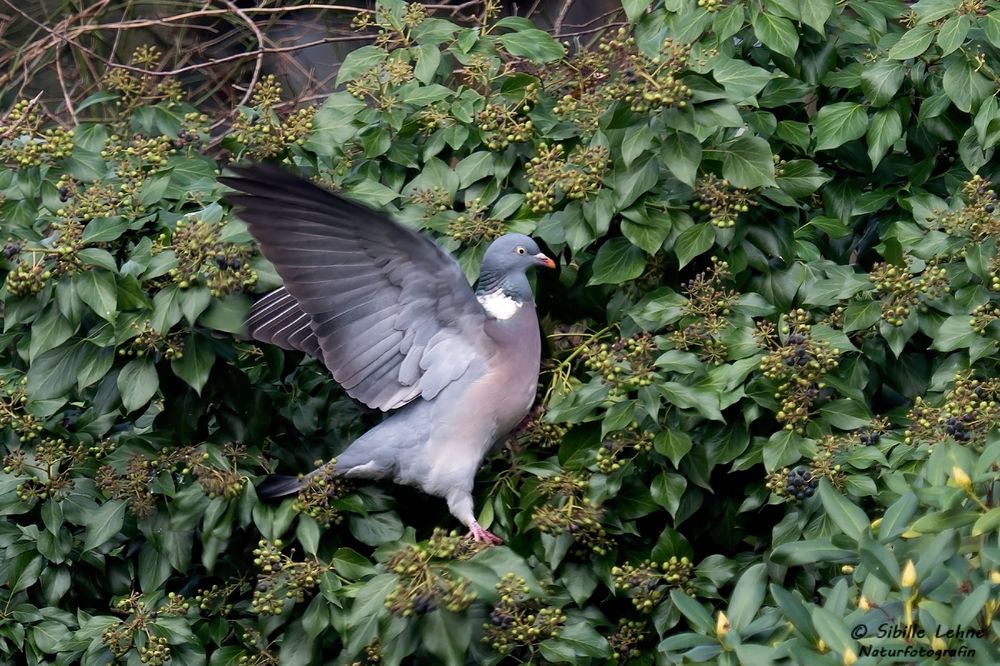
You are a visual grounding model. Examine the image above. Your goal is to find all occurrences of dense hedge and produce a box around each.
[1,1,999,664]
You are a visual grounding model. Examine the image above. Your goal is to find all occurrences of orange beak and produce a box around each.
[535,253,556,269]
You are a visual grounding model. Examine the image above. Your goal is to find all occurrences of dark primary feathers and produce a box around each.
[220,163,488,412]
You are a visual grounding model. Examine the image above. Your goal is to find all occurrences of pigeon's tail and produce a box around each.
[256,474,306,499]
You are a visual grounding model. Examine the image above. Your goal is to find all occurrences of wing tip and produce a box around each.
[256,474,305,499]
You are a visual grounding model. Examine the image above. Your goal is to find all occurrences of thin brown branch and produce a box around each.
[53,47,77,126]
[553,0,575,37]
[219,0,266,110]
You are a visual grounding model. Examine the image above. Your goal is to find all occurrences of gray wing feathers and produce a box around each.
[246,287,323,357]
[222,164,489,412]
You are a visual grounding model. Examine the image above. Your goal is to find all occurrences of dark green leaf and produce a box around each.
[860,59,905,108]
[76,270,118,322]
[171,332,216,394]
[814,102,867,151]
[83,500,127,551]
[654,430,693,467]
[751,12,799,58]
[673,223,715,269]
[497,30,564,63]
[336,45,387,84]
[118,357,159,412]
[888,24,935,60]
[817,479,868,542]
[867,107,903,168]
[589,238,646,285]
[720,135,776,188]
[659,131,701,187]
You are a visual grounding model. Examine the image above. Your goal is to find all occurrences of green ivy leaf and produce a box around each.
[497,29,564,63]
[719,135,777,188]
[800,0,834,34]
[817,479,869,542]
[622,124,655,168]
[335,45,387,84]
[75,270,118,322]
[819,399,871,429]
[654,430,693,467]
[651,471,687,519]
[611,155,660,208]
[673,223,715,269]
[751,12,799,58]
[660,131,701,187]
[711,58,773,104]
[118,357,159,412]
[623,0,651,23]
[170,332,216,394]
[539,620,610,660]
[776,160,830,197]
[888,24,935,60]
[27,341,86,401]
[589,238,646,285]
[83,500,127,551]
[843,300,882,332]
[860,59,905,108]
[984,11,1000,47]
[813,102,867,151]
[727,563,767,631]
[867,107,903,168]
[942,57,994,113]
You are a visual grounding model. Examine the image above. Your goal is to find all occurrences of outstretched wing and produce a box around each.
[222,164,489,412]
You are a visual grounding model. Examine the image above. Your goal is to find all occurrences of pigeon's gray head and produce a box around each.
[481,233,555,274]
[476,233,554,304]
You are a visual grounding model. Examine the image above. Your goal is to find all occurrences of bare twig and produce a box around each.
[553,0,575,37]
[53,47,77,125]
[219,0,266,110]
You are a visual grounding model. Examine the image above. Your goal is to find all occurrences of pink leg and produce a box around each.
[467,521,503,545]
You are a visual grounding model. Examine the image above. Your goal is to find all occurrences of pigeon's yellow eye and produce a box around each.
[516,246,526,255]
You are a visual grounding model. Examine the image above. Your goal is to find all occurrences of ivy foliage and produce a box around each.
[1,0,1000,664]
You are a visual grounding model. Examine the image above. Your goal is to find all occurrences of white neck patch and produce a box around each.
[477,291,522,320]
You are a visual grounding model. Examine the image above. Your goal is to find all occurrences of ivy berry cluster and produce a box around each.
[607,619,649,661]
[525,143,608,214]
[122,321,184,362]
[513,405,568,449]
[159,217,257,296]
[383,530,476,616]
[447,197,507,244]
[0,376,44,440]
[692,174,756,229]
[868,259,949,327]
[250,538,330,616]
[232,75,316,158]
[0,98,74,168]
[766,467,818,502]
[289,462,350,527]
[670,257,739,364]
[595,424,654,473]
[612,556,696,612]
[904,374,999,448]
[477,83,537,151]
[940,174,999,242]
[531,472,611,555]
[4,216,85,297]
[759,311,840,432]
[482,573,565,657]
[582,331,657,398]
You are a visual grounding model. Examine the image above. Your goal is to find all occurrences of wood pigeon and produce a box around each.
[221,164,555,544]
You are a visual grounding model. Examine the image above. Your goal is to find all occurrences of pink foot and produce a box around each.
[467,521,503,545]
